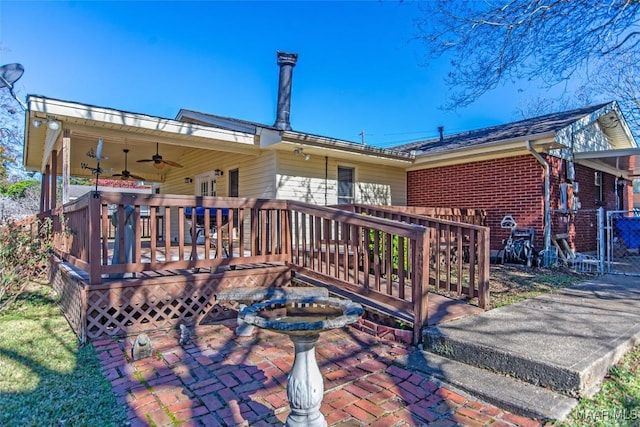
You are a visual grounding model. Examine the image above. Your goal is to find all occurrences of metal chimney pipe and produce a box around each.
[438,126,444,143]
[274,51,298,131]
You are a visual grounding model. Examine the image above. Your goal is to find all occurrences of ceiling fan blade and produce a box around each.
[130,174,146,180]
[136,143,180,168]
[162,159,183,168]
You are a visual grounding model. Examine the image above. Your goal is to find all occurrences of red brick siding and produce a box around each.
[407,155,544,250]
[407,155,629,253]
[566,163,620,252]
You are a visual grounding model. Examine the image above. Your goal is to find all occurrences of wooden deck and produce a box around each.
[39,192,491,344]
[107,243,483,326]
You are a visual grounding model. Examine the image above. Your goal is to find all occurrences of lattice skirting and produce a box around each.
[50,256,291,342]
[51,256,86,342]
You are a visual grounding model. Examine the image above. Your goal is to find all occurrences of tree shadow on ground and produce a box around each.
[0,289,126,427]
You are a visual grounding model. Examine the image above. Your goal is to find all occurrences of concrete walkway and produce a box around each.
[94,321,540,426]
[414,274,640,421]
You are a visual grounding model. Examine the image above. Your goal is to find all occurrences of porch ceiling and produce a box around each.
[573,148,640,178]
[25,96,258,181]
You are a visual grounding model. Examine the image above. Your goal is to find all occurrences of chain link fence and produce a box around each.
[607,210,640,276]
[549,208,604,274]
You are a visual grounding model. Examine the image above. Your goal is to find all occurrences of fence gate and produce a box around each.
[607,210,640,276]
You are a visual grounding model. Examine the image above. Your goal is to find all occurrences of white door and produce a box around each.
[195,172,217,197]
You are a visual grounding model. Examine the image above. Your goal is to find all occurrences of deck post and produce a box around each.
[283,209,292,260]
[412,230,430,345]
[88,195,102,284]
[62,130,71,204]
[40,166,48,213]
[50,149,58,211]
[477,228,490,309]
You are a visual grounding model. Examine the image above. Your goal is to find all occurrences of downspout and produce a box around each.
[526,140,552,264]
[324,156,328,205]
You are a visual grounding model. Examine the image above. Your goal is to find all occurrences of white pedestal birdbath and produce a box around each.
[239,296,364,427]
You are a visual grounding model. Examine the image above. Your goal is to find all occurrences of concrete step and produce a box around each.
[423,327,585,396]
[421,278,640,398]
[399,350,578,422]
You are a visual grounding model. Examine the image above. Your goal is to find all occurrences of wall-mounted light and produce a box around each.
[617,175,626,189]
[293,148,310,161]
[214,169,224,177]
[184,177,193,184]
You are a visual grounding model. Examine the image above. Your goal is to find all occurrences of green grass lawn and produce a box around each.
[555,346,640,427]
[0,283,126,427]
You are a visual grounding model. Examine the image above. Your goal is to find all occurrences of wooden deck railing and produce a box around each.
[51,192,489,343]
[105,213,164,240]
[287,201,431,343]
[339,204,490,310]
[367,206,487,226]
[10,212,46,237]
[53,192,290,284]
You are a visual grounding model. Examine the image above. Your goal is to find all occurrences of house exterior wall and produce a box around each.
[559,162,621,253]
[276,151,406,205]
[407,155,544,251]
[161,149,276,198]
[407,153,627,255]
[158,147,407,241]
[159,148,277,242]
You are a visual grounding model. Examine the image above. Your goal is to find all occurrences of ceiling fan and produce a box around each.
[136,142,183,169]
[112,149,146,181]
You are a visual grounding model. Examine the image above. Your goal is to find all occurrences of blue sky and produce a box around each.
[1,1,561,147]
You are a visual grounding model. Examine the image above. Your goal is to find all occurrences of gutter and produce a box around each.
[526,140,552,263]
[279,130,413,161]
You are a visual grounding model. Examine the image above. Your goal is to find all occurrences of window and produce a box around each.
[227,169,240,228]
[229,169,239,197]
[337,166,354,204]
[594,171,603,203]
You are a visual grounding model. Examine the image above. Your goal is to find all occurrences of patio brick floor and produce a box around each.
[93,321,542,427]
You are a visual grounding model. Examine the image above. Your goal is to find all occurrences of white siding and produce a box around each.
[153,146,405,241]
[276,151,406,205]
[159,148,276,197]
[276,151,330,204]
[158,147,276,242]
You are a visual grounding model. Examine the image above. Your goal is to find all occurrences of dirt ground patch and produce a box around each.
[488,264,591,308]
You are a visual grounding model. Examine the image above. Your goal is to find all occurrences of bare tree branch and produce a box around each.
[416,0,640,110]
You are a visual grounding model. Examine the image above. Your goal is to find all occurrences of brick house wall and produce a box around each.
[407,155,544,251]
[407,154,627,254]
[565,163,625,253]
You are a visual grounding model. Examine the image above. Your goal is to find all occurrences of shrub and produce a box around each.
[0,179,39,199]
[368,229,409,276]
[0,217,52,312]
